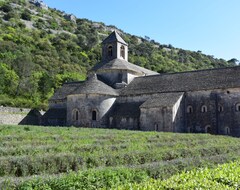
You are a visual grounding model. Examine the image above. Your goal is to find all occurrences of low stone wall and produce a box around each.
[0,106,43,125]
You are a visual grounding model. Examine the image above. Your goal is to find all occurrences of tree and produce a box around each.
[21,9,32,21]
[0,4,12,13]
[0,63,19,95]
[3,11,18,21]
[228,58,239,66]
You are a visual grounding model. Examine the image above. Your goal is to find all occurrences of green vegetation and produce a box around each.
[119,160,240,189]
[1,125,240,189]
[0,0,237,109]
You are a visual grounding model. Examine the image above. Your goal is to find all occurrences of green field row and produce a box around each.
[0,125,240,189]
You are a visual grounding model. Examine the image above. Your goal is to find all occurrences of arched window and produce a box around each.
[225,127,230,135]
[218,105,224,112]
[92,110,97,121]
[201,105,207,113]
[120,45,125,59]
[108,45,113,57]
[205,125,212,134]
[187,105,193,113]
[72,109,79,121]
[235,103,240,112]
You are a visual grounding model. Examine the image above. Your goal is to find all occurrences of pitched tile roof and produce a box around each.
[140,93,184,108]
[102,31,128,45]
[92,58,158,75]
[70,74,118,96]
[51,74,118,100]
[121,66,240,96]
[50,82,82,100]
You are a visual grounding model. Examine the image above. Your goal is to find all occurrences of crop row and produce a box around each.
[0,136,238,158]
[1,155,240,190]
[118,159,240,190]
[0,142,240,177]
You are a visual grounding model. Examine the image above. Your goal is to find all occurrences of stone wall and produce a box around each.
[185,88,240,137]
[67,94,116,127]
[0,106,43,125]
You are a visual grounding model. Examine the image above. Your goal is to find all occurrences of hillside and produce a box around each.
[0,0,237,109]
[1,125,240,189]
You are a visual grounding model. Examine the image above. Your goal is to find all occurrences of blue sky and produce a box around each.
[44,0,240,61]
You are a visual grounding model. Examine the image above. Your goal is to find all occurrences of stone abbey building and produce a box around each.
[43,31,240,137]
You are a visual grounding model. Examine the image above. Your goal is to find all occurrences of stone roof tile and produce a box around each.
[121,66,240,96]
[51,75,118,100]
[71,74,118,96]
[102,31,127,45]
[50,82,81,100]
[92,58,158,75]
[140,92,184,108]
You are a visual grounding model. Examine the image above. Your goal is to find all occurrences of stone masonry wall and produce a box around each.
[0,107,44,125]
[0,107,31,125]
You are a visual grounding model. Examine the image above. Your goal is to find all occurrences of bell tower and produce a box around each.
[102,31,128,62]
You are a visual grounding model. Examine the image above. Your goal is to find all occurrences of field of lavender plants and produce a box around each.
[0,125,240,189]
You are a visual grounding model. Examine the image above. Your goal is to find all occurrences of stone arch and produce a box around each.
[235,103,240,112]
[205,125,212,134]
[225,127,230,135]
[72,109,79,121]
[187,105,193,113]
[201,105,208,113]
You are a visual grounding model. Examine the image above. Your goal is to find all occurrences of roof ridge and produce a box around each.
[102,31,128,45]
[133,65,240,80]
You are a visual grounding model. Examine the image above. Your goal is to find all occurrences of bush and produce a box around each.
[0,4,12,13]
[21,9,31,21]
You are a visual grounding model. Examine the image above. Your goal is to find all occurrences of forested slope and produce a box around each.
[0,0,236,109]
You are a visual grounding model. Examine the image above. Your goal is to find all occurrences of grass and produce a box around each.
[0,125,240,189]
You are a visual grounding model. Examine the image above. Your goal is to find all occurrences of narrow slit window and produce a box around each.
[76,110,79,121]
[92,110,97,121]
[72,109,79,121]
[218,105,224,112]
[187,106,193,113]
[108,45,113,57]
[120,45,125,58]
[225,127,230,135]
[201,105,207,113]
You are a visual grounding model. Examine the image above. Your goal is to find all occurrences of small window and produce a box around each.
[76,111,79,121]
[225,127,230,135]
[201,105,207,113]
[187,106,193,113]
[108,45,113,57]
[218,105,224,112]
[92,110,97,121]
[236,103,240,112]
[120,45,125,59]
[72,109,79,121]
